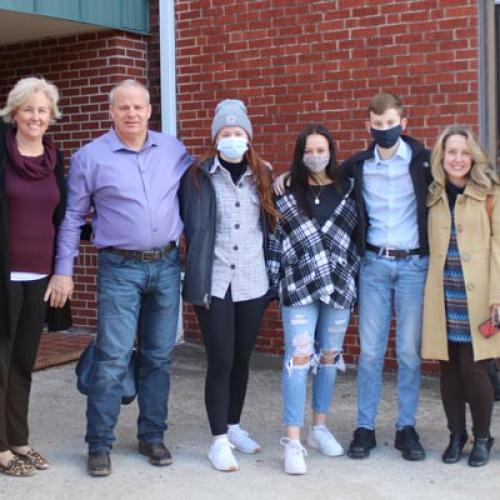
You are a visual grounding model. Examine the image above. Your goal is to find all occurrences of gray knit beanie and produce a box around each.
[211,99,252,141]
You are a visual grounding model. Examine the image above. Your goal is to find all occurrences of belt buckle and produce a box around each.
[141,249,158,262]
[396,249,411,259]
[394,249,410,259]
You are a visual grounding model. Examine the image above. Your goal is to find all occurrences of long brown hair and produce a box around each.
[190,143,278,230]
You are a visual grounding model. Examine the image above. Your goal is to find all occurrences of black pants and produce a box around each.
[0,278,48,452]
[194,288,268,436]
[440,341,493,439]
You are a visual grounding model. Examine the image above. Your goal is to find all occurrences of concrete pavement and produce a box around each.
[3,343,500,500]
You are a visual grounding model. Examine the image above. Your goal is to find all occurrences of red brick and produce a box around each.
[0,0,480,375]
[172,0,479,371]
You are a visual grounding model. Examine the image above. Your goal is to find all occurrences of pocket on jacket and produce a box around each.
[461,248,488,261]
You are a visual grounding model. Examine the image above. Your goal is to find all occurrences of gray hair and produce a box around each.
[109,79,150,106]
[0,76,62,123]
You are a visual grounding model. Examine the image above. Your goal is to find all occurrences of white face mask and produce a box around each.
[303,153,330,173]
[217,136,248,161]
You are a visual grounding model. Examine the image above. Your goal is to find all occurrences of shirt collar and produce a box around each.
[209,156,221,174]
[374,137,411,165]
[107,127,157,152]
[209,156,252,178]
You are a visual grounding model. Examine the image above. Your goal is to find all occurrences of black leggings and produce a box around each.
[440,341,493,439]
[194,288,268,436]
[0,278,48,452]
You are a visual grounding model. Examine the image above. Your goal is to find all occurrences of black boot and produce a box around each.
[468,436,494,467]
[442,432,468,464]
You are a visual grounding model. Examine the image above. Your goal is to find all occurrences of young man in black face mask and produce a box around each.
[342,92,432,461]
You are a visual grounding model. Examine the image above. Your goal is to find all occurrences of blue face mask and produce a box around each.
[370,124,402,149]
[217,137,248,161]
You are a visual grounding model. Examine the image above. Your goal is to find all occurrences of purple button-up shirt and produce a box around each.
[55,128,193,275]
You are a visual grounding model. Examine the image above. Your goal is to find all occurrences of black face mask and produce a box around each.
[370,124,402,148]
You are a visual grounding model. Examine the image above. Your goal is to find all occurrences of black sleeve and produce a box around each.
[339,159,353,178]
[178,170,190,222]
[424,148,433,186]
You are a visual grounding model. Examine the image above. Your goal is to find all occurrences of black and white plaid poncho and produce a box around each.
[267,182,360,308]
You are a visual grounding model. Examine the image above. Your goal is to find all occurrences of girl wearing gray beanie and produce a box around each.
[179,99,277,472]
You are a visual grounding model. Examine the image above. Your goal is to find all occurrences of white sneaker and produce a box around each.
[228,425,261,454]
[307,426,344,457]
[280,437,307,475]
[208,437,239,472]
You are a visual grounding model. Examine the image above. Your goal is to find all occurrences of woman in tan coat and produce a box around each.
[422,125,500,467]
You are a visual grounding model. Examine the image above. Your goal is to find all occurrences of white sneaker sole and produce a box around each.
[283,463,307,475]
[208,455,240,472]
[231,443,261,454]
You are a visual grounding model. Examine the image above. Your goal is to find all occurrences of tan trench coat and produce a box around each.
[421,184,500,361]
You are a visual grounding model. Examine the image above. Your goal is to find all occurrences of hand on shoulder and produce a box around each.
[273,172,290,196]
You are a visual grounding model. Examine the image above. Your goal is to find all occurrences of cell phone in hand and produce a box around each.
[479,319,499,339]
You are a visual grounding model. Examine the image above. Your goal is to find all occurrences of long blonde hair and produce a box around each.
[428,125,499,203]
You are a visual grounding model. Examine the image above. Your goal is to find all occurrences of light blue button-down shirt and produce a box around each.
[362,138,419,250]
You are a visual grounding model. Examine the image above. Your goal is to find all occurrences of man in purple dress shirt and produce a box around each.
[46,79,193,476]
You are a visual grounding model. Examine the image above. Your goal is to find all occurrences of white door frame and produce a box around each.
[159,0,177,136]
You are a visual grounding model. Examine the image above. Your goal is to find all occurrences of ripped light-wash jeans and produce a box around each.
[281,301,350,427]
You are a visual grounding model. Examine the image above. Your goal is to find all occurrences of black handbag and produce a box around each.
[75,342,138,405]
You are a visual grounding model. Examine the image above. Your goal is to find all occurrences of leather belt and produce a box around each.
[101,241,176,262]
[366,243,420,259]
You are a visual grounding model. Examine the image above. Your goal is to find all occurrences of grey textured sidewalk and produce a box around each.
[3,343,500,500]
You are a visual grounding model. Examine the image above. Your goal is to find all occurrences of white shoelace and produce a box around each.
[279,437,308,458]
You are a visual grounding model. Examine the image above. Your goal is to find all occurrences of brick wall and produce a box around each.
[0,0,479,373]
[175,0,479,372]
[0,30,149,329]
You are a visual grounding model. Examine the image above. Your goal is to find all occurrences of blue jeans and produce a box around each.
[281,302,350,427]
[356,251,428,431]
[85,248,180,453]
